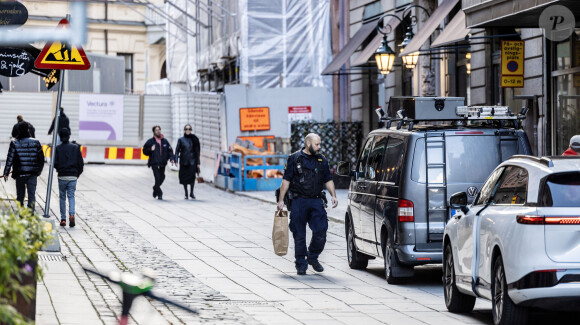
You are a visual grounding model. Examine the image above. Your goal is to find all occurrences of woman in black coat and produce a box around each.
[175,124,201,199]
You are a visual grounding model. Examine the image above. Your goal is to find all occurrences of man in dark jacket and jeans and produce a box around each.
[54,128,84,227]
[142,125,174,200]
[3,122,44,212]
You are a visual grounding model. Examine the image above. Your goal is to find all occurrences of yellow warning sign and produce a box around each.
[37,43,86,65]
[501,76,524,88]
[501,41,524,76]
[34,18,91,70]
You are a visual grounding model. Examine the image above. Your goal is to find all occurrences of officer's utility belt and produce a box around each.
[295,191,328,208]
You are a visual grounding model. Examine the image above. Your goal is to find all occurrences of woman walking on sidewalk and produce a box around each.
[175,124,200,199]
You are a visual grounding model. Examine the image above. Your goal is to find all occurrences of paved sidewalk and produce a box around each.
[3,165,574,324]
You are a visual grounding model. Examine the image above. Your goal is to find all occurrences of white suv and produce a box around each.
[443,155,580,325]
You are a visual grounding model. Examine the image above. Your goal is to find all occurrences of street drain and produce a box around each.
[38,254,65,262]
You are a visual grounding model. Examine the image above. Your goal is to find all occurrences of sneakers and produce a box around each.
[307,258,324,272]
[69,215,75,227]
[60,219,66,227]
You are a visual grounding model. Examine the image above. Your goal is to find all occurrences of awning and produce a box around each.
[463,0,580,28]
[399,0,460,57]
[352,12,405,66]
[321,20,377,75]
[431,10,470,47]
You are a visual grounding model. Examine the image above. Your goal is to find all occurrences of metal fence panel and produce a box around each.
[291,121,363,171]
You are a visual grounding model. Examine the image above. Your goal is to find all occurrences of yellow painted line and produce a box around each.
[124,147,133,160]
[109,147,117,160]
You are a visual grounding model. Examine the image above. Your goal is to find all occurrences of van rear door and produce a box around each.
[411,132,516,245]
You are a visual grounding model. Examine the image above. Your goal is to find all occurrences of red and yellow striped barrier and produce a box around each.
[104,147,147,160]
[42,145,87,159]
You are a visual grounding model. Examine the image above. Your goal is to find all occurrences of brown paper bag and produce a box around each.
[272,210,289,256]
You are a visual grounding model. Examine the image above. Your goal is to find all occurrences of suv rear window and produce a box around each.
[541,173,580,207]
[411,135,501,184]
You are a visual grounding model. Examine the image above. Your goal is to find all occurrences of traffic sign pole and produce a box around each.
[43,14,70,219]
[43,69,65,218]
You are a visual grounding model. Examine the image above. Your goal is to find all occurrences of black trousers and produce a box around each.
[16,175,38,212]
[151,164,166,196]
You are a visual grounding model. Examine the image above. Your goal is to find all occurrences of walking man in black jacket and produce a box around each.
[11,115,36,139]
[142,125,174,200]
[3,122,44,212]
[54,128,84,227]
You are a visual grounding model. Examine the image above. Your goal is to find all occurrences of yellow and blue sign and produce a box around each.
[501,40,524,88]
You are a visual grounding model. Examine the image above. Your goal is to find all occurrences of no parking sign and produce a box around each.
[501,40,524,88]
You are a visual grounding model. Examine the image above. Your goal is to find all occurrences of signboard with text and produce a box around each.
[288,106,312,122]
[79,94,124,140]
[240,107,270,131]
[0,2,28,28]
[501,40,524,88]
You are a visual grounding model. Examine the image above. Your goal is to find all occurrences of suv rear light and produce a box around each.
[517,215,580,224]
[398,199,414,222]
[545,216,580,224]
[516,215,544,224]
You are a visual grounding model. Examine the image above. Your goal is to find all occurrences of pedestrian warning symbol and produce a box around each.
[34,19,90,70]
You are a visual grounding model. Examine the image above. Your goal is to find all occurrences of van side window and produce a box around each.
[475,167,505,205]
[357,137,374,177]
[366,135,387,180]
[491,166,528,205]
[382,137,404,183]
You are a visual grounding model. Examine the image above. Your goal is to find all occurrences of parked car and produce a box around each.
[336,97,531,284]
[443,155,580,325]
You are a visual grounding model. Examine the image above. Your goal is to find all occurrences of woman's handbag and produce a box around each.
[272,209,289,256]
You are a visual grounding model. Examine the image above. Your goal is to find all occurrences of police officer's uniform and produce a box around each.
[283,149,332,269]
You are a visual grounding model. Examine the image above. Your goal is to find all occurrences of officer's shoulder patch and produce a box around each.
[318,158,323,162]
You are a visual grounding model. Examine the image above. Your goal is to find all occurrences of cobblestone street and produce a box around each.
[4,164,560,325]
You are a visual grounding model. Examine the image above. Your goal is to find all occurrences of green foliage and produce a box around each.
[0,202,52,324]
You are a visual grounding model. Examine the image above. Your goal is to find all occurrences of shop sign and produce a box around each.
[240,107,270,131]
[0,48,34,77]
[288,106,312,122]
[501,40,524,88]
[0,1,28,28]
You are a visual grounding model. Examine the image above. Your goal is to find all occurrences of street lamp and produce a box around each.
[374,13,403,75]
[375,36,396,75]
[401,51,419,69]
[399,4,431,70]
[399,26,419,69]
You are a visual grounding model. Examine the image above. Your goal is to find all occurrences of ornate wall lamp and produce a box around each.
[399,4,431,70]
[374,13,403,75]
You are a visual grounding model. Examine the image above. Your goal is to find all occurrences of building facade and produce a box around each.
[2,0,166,93]
[326,0,580,156]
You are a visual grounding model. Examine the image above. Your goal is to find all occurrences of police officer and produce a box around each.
[277,133,338,275]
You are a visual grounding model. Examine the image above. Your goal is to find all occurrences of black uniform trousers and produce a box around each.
[151,164,166,196]
[289,197,328,266]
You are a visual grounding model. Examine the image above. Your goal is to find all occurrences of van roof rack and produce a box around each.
[377,97,528,131]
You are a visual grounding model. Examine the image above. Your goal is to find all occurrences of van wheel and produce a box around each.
[492,255,528,325]
[444,244,475,313]
[346,218,368,269]
[384,234,406,284]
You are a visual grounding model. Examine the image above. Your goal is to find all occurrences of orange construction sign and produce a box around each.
[34,19,90,70]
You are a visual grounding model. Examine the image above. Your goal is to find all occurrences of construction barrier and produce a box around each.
[104,147,148,160]
[42,144,87,160]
